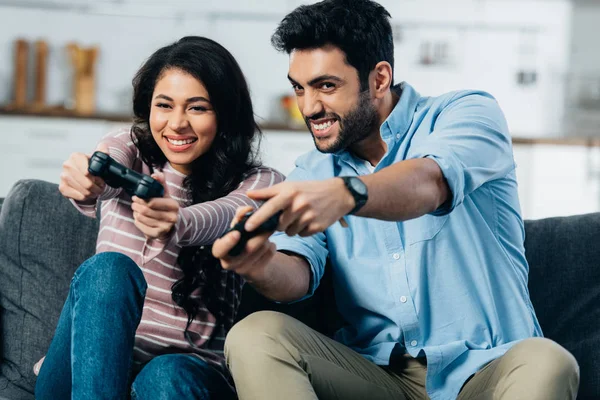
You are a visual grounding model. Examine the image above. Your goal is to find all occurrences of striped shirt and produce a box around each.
[73,128,284,373]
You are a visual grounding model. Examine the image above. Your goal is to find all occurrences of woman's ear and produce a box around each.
[371,61,393,99]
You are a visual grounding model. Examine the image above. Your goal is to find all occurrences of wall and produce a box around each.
[564,0,600,135]
[0,0,572,136]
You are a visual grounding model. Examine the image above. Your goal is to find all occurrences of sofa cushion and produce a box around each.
[526,213,600,399]
[0,180,99,398]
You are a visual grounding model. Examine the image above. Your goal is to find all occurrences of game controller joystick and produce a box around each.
[88,151,164,200]
[223,210,283,257]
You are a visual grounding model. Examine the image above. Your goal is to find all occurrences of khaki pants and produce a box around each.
[225,311,579,400]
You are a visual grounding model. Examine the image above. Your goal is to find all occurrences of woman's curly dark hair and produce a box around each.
[129,36,260,337]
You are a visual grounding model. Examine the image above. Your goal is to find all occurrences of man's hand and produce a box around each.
[212,206,277,283]
[244,178,354,237]
[58,142,108,203]
[131,172,179,240]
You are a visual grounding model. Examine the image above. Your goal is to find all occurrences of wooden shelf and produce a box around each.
[0,106,133,123]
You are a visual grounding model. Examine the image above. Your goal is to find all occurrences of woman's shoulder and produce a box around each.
[101,126,134,142]
[242,165,285,182]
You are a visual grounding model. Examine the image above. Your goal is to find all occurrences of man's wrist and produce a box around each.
[336,177,356,215]
[339,176,368,215]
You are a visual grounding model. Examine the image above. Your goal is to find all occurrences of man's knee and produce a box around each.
[508,337,580,393]
[225,311,295,360]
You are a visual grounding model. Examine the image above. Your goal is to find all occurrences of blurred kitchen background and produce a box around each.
[0,0,599,220]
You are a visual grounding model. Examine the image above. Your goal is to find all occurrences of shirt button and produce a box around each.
[410,340,418,347]
[400,296,407,303]
[396,134,401,139]
[392,253,400,260]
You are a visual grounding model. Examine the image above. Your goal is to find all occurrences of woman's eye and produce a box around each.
[155,103,171,109]
[190,106,208,112]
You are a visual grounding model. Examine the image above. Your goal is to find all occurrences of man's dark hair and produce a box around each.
[271,0,394,89]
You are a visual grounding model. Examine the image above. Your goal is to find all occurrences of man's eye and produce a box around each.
[292,84,303,92]
[321,82,335,90]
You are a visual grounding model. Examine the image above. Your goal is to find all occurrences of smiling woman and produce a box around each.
[33,36,284,400]
[149,70,218,173]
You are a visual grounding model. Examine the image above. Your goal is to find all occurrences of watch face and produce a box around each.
[351,178,368,196]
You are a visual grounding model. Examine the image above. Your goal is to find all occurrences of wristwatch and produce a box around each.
[340,176,368,215]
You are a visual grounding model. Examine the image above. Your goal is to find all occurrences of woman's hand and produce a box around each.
[131,172,180,240]
[58,143,108,203]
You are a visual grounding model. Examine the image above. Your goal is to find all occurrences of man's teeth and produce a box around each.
[313,121,334,131]
[166,138,196,146]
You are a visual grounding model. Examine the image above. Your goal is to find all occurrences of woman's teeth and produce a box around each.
[166,137,196,146]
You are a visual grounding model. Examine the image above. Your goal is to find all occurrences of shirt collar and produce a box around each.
[381,82,421,141]
[334,82,421,169]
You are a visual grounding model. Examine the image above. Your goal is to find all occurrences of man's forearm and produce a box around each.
[245,251,311,302]
[355,158,449,221]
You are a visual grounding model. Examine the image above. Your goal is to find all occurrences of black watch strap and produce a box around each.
[340,176,368,215]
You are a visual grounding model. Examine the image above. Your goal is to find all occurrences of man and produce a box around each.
[212,0,580,399]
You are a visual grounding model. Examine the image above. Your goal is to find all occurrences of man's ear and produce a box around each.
[371,61,393,99]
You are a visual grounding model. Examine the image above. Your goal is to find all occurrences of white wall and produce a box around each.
[563,0,600,136]
[0,0,573,136]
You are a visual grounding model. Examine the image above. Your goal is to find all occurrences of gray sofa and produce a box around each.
[0,179,599,399]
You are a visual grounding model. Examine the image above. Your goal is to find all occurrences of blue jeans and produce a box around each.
[35,252,235,400]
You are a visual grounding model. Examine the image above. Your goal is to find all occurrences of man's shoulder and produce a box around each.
[292,149,336,178]
[424,89,498,112]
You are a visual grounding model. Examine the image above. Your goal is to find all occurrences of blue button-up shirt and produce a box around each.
[271,82,542,400]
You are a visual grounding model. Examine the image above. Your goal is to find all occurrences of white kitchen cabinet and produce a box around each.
[0,116,108,197]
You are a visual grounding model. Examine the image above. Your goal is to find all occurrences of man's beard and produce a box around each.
[305,90,380,154]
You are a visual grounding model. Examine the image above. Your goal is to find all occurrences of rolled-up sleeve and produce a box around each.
[406,93,514,215]
[269,165,329,299]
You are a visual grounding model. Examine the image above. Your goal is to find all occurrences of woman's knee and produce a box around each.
[73,252,146,299]
[131,354,224,399]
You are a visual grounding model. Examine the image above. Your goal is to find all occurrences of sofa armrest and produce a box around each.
[0,180,99,397]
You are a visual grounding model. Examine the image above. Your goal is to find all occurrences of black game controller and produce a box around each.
[88,151,165,200]
[223,210,283,257]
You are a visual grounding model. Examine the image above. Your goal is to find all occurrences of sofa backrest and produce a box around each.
[525,215,600,399]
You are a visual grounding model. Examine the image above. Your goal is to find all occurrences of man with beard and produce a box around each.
[212,1,580,399]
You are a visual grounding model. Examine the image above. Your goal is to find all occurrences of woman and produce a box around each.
[34,36,284,399]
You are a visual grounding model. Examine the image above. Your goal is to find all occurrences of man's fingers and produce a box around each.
[246,185,279,201]
[285,214,313,237]
[231,237,272,273]
[212,230,242,260]
[245,196,289,232]
[233,206,255,225]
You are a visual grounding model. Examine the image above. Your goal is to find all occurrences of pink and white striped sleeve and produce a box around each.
[173,167,285,247]
[71,127,139,218]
